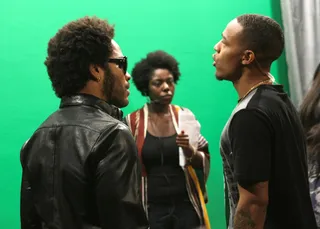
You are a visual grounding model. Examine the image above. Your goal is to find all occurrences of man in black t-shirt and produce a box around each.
[212,14,317,229]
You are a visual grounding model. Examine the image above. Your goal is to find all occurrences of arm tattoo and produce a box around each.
[234,209,256,229]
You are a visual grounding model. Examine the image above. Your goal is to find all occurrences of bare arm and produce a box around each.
[176,131,209,169]
[234,182,269,229]
[190,150,206,167]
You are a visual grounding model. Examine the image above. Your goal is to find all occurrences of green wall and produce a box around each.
[0,1,287,228]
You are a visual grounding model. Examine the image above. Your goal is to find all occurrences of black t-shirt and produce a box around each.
[142,132,189,203]
[220,84,317,229]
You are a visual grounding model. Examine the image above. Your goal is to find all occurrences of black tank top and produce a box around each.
[142,132,189,203]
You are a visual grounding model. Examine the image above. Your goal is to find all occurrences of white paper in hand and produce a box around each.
[178,109,201,166]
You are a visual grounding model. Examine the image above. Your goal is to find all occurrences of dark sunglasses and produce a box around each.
[108,56,127,75]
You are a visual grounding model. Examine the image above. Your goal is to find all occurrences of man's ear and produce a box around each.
[241,50,255,65]
[89,64,103,82]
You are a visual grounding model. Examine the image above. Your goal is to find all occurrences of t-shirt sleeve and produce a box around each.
[229,109,273,186]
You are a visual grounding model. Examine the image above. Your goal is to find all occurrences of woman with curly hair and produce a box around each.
[125,50,211,229]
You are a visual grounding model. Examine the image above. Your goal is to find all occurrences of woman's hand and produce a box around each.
[176,131,196,158]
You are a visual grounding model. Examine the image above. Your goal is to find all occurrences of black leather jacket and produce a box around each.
[20,94,149,229]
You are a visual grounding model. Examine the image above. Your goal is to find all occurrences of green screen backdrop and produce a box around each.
[0,0,288,228]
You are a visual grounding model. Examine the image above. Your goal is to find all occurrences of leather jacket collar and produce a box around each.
[60,94,123,120]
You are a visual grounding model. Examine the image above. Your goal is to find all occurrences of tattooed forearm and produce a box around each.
[234,209,256,229]
[234,182,268,228]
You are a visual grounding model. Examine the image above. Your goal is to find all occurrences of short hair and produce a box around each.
[237,14,284,66]
[131,50,181,96]
[44,16,115,98]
